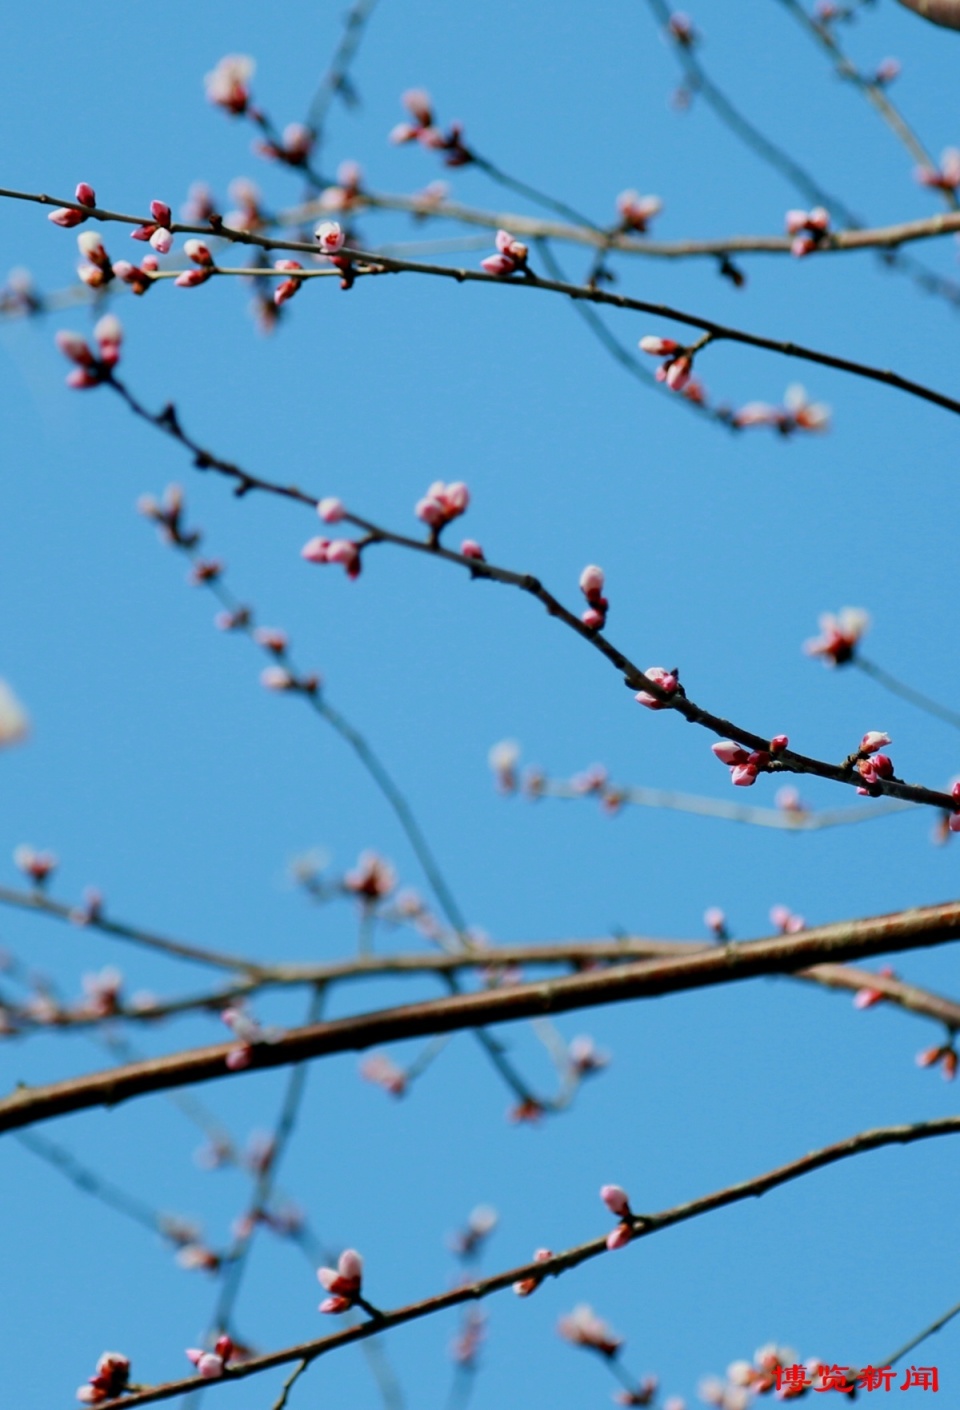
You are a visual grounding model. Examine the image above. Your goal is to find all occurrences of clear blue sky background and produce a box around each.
[2,1,960,1405]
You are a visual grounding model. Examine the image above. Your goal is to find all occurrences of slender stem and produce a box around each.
[855,655,960,733]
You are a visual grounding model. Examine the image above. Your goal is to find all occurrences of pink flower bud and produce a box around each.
[704,907,727,937]
[56,330,94,366]
[582,608,605,630]
[315,220,345,254]
[600,1184,631,1217]
[859,731,891,755]
[317,1248,363,1310]
[318,497,344,523]
[711,740,747,765]
[261,667,295,691]
[149,199,171,225]
[49,206,87,227]
[184,239,213,266]
[770,734,788,751]
[301,536,331,563]
[77,230,109,267]
[175,268,212,288]
[149,227,173,254]
[94,314,123,367]
[606,1223,633,1251]
[635,667,679,710]
[76,183,97,207]
[579,564,605,598]
[186,1351,225,1379]
[460,538,485,560]
[402,88,433,124]
[639,335,679,356]
[730,763,758,786]
[664,355,692,390]
[513,1248,552,1297]
[481,252,517,277]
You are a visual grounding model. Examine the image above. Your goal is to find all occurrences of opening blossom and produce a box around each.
[344,849,397,900]
[205,55,255,114]
[318,1249,364,1313]
[733,384,830,434]
[481,229,529,277]
[804,608,869,666]
[635,667,679,710]
[76,1353,131,1404]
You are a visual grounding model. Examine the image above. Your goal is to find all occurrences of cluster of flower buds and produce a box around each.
[853,731,894,794]
[112,252,159,295]
[49,182,97,228]
[449,1204,498,1259]
[569,1034,610,1076]
[225,177,264,233]
[616,190,663,233]
[256,121,314,167]
[578,565,608,631]
[557,1304,623,1357]
[14,843,58,886]
[853,964,896,1010]
[76,230,114,289]
[704,907,729,941]
[131,200,173,254]
[600,1184,636,1250]
[481,229,529,277]
[785,206,831,257]
[804,607,869,666]
[76,1352,131,1404]
[415,479,470,531]
[319,160,364,213]
[770,904,805,935]
[176,240,216,289]
[138,484,200,550]
[635,667,680,711]
[344,849,397,900]
[360,1051,408,1096]
[390,89,472,166]
[301,533,363,578]
[917,1041,958,1080]
[711,734,787,788]
[916,146,960,192]
[318,1249,364,1313]
[186,1335,236,1380]
[732,384,830,434]
[205,55,256,115]
[512,1247,553,1297]
[638,335,696,391]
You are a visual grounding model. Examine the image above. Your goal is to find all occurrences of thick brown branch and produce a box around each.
[3,901,959,1133]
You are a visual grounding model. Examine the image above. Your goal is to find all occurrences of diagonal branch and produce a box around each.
[3,899,960,1133]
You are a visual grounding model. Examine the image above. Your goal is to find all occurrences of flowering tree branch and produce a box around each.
[4,899,960,1134]
[90,1112,960,1409]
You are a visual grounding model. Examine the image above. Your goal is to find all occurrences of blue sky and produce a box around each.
[2,0,960,1405]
